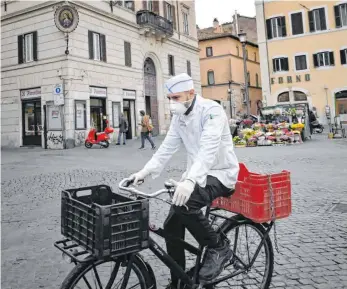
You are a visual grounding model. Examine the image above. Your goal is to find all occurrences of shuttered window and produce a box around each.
[313,51,334,67]
[340,49,347,65]
[168,55,175,76]
[18,31,38,64]
[124,41,132,67]
[272,57,289,72]
[335,4,347,28]
[308,8,327,32]
[291,12,304,35]
[266,16,287,39]
[207,70,215,85]
[295,55,307,71]
[88,31,107,62]
[187,60,191,76]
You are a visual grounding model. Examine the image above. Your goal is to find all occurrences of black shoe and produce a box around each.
[139,147,145,150]
[123,143,126,145]
[152,146,156,150]
[199,240,233,281]
[116,143,120,145]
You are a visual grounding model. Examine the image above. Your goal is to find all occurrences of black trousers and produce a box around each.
[163,175,234,284]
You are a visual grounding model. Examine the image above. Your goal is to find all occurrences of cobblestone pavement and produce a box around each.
[2,134,347,289]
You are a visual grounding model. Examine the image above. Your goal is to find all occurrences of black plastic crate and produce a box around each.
[61,185,149,259]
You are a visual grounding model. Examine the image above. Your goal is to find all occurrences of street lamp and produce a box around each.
[238,31,250,117]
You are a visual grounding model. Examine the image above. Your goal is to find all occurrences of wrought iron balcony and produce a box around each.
[137,10,173,40]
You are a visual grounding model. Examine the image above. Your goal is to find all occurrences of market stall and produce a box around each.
[233,103,311,148]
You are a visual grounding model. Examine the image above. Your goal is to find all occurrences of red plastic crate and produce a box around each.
[212,163,292,223]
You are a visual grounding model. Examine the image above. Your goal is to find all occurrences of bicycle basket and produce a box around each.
[61,185,149,259]
[212,163,291,223]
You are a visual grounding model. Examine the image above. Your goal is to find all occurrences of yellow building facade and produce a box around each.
[198,18,263,117]
[256,0,347,124]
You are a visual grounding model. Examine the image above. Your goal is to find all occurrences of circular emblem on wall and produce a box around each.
[54,4,79,33]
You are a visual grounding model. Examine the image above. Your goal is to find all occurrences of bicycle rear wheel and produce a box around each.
[216,220,274,289]
[60,255,151,289]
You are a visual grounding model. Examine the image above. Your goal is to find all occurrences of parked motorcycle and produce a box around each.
[311,120,324,134]
[85,121,114,148]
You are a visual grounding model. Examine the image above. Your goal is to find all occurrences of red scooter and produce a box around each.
[85,121,114,148]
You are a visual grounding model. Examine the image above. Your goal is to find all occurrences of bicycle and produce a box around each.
[55,177,276,289]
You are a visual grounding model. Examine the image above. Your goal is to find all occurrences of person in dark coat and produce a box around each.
[116,113,128,145]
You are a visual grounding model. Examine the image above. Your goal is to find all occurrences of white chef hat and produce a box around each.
[165,73,194,94]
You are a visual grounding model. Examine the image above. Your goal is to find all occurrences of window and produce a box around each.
[164,2,176,29]
[294,91,307,101]
[272,57,289,72]
[341,49,347,65]
[308,8,327,32]
[266,16,287,39]
[207,71,215,85]
[206,47,213,57]
[247,72,250,86]
[147,0,153,11]
[278,92,290,102]
[313,51,334,67]
[168,54,175,75]
[291,12,304,35]
[88,31,107,62]
[295,54,308,71]
[183,12,189,35]
[187,60,191,76]
[18,32,38,64]
[256,73,259,87]
[115,0,135,11]
[254,52,257,62]
[124,41,132,67]
[335,3,347,28]
[75,101,87,129]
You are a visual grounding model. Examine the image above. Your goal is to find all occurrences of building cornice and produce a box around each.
[200,53,260,65]
[199,34,258,48]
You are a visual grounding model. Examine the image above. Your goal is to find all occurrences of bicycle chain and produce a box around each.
[268,175,280,253]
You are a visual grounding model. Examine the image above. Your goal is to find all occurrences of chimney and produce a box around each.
[234,10,239,35]
[213,18,219,29]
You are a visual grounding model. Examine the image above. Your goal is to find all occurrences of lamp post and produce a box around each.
[238,31,250,117]
[228,80,233,118]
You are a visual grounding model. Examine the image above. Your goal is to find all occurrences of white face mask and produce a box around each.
[169,100,190,115]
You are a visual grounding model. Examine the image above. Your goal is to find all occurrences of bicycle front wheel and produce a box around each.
[60,256,150,289]
[219,220,274,289]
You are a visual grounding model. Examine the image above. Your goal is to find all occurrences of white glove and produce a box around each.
[170,179,195,206]
[129,169,149,186]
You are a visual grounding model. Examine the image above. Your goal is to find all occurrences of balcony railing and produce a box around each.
[136,10,173,38]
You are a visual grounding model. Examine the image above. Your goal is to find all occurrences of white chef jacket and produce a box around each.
[143,95,239,189]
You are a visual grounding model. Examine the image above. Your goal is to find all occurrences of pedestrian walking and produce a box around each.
[139,110,156,150]
[116,113,128,145]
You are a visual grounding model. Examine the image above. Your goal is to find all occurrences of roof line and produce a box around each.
[198,34,258,47]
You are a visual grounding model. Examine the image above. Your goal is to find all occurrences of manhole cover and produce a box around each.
[330,203,347,213]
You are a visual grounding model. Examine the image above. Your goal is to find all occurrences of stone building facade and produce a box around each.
[1,0,201,149]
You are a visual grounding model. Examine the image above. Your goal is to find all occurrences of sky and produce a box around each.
[195,0,256,29]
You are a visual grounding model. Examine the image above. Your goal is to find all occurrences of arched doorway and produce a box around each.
[335,90,347,123]
[144,58,159,136]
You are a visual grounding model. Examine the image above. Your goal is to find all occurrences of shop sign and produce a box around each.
[123,90,136,99]
[89,86,107,98]
[20,88,41,100]
[271,74,310,85]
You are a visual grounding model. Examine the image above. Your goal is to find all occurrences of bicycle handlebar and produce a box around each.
[118,178,171,198]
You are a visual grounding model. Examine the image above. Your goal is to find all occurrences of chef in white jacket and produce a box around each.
[129,73,239,287]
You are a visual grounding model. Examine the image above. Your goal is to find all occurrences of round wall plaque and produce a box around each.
[54,4,79,33]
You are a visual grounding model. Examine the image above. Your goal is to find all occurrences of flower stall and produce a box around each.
[232,103,312,148]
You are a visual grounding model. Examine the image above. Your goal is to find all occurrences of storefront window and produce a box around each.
[294,91,307,101]
[75,101,87,129]
[113,102,121,128]
[47,103,62,130]
[278,92,290,102]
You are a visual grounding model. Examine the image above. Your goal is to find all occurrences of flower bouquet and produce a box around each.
[253,123,264,131]
[266,123,274,132]
[233,136,247,148]
[291,123,304,132]
[243,119,253,128]
[247,137,257,147]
